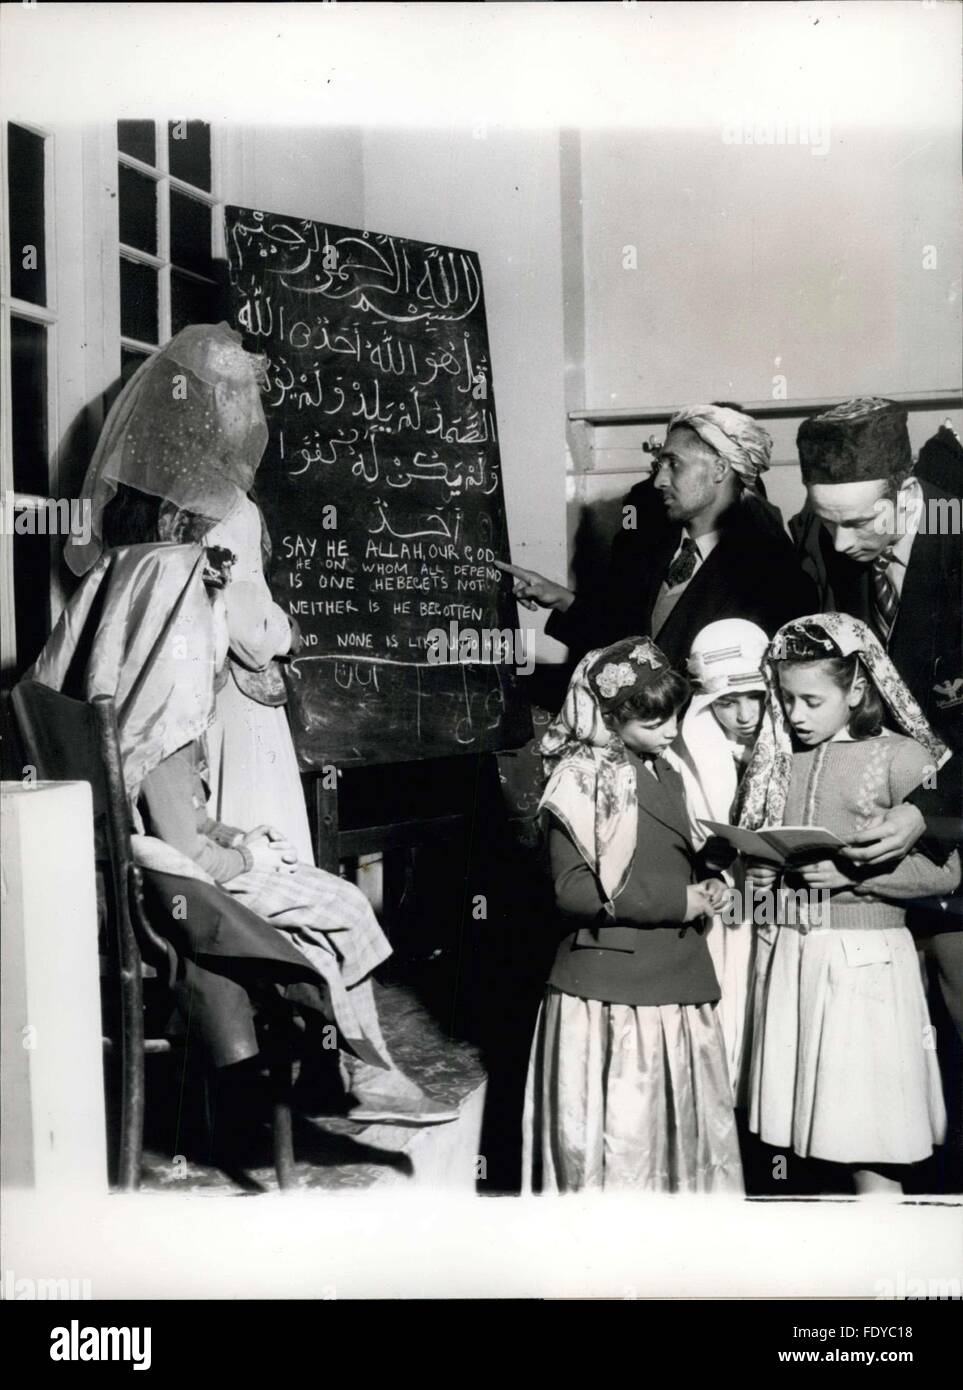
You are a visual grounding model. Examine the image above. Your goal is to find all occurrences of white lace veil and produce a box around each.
[65,322,268,576]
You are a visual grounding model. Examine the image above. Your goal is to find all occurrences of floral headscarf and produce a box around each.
[539,636,671,906]
[738,613,949,830]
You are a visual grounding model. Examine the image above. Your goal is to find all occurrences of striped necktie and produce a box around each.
[871,553,899,644]
[665,536,699,589]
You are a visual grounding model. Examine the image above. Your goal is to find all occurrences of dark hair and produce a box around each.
[100,482,162,548]
[778,653,884,740]
[100,485,216,549]
[881,469,914,501]
[608,668,690,727]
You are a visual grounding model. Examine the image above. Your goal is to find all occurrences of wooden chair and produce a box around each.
[10,679,297,1191]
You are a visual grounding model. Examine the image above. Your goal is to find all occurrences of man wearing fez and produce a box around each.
[496,403,816,669]
[798,397,963,1042]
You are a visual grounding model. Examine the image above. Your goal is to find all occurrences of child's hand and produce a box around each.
[699,877,728,912]
[746,858,778,891]
[685,880,725,921]
[243,824,298,866]
[796,858,855,891]
[248,837,298,874]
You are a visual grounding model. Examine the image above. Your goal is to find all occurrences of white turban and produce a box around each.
[667,404,772,488]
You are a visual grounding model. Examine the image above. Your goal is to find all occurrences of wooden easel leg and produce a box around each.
[315,778,340,874]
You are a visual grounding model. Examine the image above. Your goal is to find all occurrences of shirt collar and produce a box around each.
[683,529,720,561]
[884,478,923,570]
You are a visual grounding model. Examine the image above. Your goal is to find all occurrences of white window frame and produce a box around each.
[117,120,224,358]
[1,118,223,674]
[1,118,60,672]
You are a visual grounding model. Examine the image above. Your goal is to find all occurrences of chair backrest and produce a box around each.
[10,680,168,972]
[11,679,106,802]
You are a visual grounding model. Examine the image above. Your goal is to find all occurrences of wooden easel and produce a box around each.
[308,762,479,944]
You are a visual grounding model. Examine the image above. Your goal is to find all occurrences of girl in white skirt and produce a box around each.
[739,614,959,1194]
[522,636,744,1194]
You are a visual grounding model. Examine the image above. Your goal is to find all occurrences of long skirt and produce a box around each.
[207,676,315,865]
[522,987,744,1193]
[704,914,754,1102]
[748,922,947,1165]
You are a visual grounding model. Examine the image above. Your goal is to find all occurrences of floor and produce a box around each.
[137,978,488,1195]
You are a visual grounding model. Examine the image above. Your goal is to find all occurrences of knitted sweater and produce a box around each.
[139,742,255,884]
[782,734,960,929]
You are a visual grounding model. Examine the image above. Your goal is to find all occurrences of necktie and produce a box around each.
[871,553,899,643]
[664,537,699,589]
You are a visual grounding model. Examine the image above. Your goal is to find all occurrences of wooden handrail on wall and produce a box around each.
[568,390,963,428]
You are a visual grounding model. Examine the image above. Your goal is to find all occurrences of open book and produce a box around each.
[698,819,846,866]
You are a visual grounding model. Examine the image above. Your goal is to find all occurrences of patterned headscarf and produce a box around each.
[539,637,672,906]
[738,613,948,830]
[667,404,772,490]
[65,323,269,576]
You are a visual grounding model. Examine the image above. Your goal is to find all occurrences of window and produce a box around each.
[116,120,221,385]
[2,121,56,674]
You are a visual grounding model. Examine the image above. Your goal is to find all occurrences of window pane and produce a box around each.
[117,120,156,166]
[9,317,51,670]
[10,317,48,494]
[119,257,159,343]
[7,124,47,306]
[170,270,220,335]
[168,120,211,191]
[118,163,158,255]
[13,531,51,671]
[103,347,152,415]
[170,189,212,276]
[121,347,151,386]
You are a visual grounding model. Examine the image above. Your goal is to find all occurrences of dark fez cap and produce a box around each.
[797,397,912,486]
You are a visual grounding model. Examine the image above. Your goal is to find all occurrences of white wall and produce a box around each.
[361,129,569,661]
[569,115,962,541]
[221,126,365,230]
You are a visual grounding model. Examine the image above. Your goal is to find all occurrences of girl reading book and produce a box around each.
[739,613,959,1193]
[522,637,743,1193]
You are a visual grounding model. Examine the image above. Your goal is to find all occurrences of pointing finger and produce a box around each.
[493,559,531,580]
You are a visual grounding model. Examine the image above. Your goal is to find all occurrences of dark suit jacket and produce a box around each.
[820,480,963,867]
[546,753,719,1007]
[820,482,962,753]
[546,489,817,667]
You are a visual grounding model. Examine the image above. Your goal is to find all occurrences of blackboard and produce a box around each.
[225,205,533,769]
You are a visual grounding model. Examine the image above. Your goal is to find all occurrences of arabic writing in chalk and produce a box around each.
[231,213,483,324]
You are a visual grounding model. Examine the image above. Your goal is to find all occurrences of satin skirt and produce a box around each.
[705,915,754,1102]
[522,987,744,1194]
[748,923,947,1165]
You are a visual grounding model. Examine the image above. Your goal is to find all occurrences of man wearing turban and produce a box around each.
[496,402,816,669]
